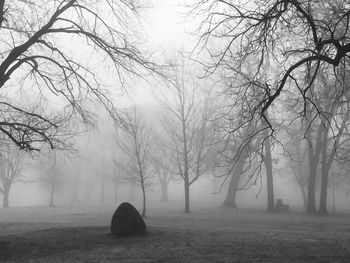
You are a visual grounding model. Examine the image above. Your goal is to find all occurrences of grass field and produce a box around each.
[0,202,350,262]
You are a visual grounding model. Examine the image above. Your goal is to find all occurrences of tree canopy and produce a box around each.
[191,0,350,126]
[0,0,160,150]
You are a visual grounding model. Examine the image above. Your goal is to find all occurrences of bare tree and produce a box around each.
[283,125,309,209]
[151,134,179,202]
[160,58,215,213]
[111,168,123,203]
[190,0,350,214]
[191,0,350,123]
[219,123,256,208]
[210,60,275,210]
[262,117,275,212]
[303,68,350,214]
[331,141,350,212]
[0,0,161,151]
[216,116,270,209]
[114,107,152,217]
[277,65,350,214]
[221,145,250,208]
[37,149,66,207]
[319,98,350,215]
[0,142,27,207]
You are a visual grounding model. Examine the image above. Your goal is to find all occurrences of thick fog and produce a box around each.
[1,1,350,262]
[6,98,350,213]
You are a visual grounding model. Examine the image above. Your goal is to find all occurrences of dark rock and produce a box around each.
[274,198,289,212]
[111,202,146,236]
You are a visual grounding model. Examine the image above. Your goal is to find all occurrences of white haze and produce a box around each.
[2,1,350,214]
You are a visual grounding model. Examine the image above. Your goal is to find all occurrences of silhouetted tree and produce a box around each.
[191,0,350,123]
[38,149,66,207]
[191,0,350,214]
[211,60,275,211]
[220,123,260,208]
[115,107,153,217]
[0,142,26,207]
[221,147,249,208]
[318,96,350,215]
[283,125,309,209]
[152,140,176,202]
[159,58,215,213]
[111,167,123,203]
[262,117,275,211]
[0,0,160,151]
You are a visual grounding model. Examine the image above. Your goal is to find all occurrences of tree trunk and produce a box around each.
[222,159,245,208]
[141,181,146,217]
[296,147,308,209]
[49,171,56,207]
[70,184,79,204]
[49,182,55,207]
[306,125,323,214]
[184,171,190,213]
[3,184,10,208]
[160,179,169,201]
[100,175,105,203]
[332,177,336,215]
[319,108,349,215]
[85,182,91,202]
[129,184,136,200]
[319,169,329,215]
[114,184,119,203]
[300,184,307,209]
[70,173,80,204]
[264,136,274,212]
[319,128,329,216]
[306,164,317,214]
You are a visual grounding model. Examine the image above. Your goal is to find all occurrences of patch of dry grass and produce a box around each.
[0,204,350,262]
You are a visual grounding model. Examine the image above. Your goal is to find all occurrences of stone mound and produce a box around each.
[111,202,146,236]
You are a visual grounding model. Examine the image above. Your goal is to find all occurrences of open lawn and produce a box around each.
[0,202,350,262]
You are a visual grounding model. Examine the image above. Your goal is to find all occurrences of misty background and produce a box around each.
[1,0,350,217]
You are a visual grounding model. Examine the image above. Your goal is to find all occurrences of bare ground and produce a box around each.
[0,203,350,262]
